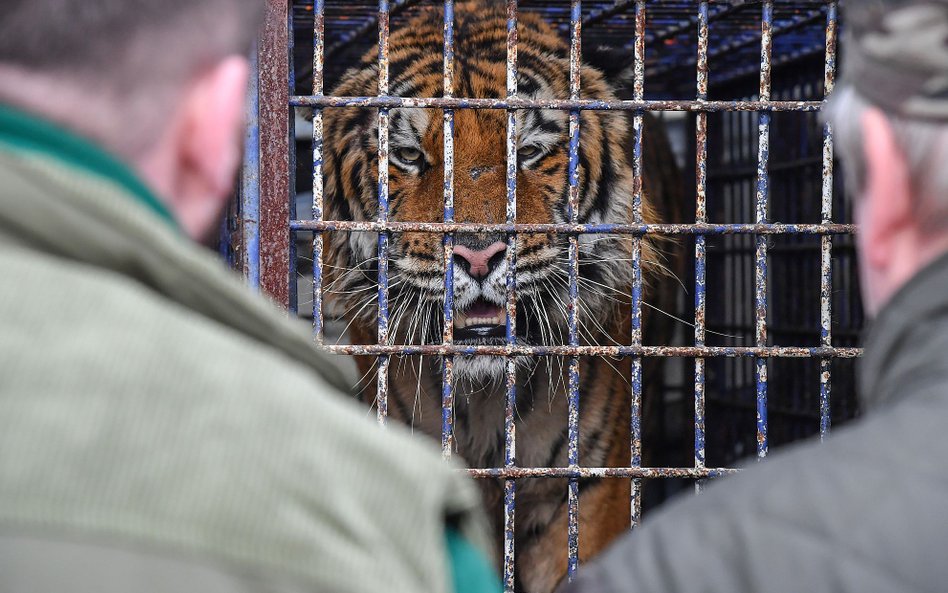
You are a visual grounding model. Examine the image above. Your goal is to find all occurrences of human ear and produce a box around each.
[859,107,912,271]
[175,56,250,239]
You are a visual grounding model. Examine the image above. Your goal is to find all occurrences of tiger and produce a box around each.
[318,2,683,591]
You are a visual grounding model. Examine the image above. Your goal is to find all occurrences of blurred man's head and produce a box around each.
[0,0,263,239]
[826,0,948,316]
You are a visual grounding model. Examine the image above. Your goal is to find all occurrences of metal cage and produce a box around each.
[231,0,863,588]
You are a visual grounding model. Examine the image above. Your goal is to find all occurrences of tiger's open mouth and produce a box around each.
[454,298,506,341]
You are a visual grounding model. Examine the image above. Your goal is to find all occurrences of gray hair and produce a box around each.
[825,85,948,232]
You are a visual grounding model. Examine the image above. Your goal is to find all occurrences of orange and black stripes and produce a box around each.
[319,3,681,592]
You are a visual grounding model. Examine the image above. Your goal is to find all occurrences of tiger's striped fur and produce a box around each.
[320,3,683,591]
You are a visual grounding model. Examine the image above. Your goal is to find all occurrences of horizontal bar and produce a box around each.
[465,466,739,479]
[291,221,855,235]
[319,344,862,357]
[291,95,822,112]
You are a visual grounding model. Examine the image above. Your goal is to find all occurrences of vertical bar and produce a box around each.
[629,0,645,528]
[441,0,457,458]
[693,0,709,493]
[241,42,261,292]
[258,0,291,308]
[288,7,299,316]
[819,2,837,440]
[755,1,772,459]
[503,2,518,591]
[376,0,392,425]
[566,0,581,580]
[312,0,326,343]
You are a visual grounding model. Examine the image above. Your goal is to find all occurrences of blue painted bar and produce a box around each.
[441,0,456,458]
[629,0,645,528]
[754,1,773,460]
[312,0,326,342]
[819,1,838,440]
[566,0,582,580]
[376,0,392,425]
[241,42,261,293]
[503,2,518,590]
[693,0,709,494]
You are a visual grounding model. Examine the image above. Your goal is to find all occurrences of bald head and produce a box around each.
[0,0,264,240]
[0,0,263,158]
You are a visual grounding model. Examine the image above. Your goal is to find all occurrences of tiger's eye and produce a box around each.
[395,147,423,163]
[518,145,541,159]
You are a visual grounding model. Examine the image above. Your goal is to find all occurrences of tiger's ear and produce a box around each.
[582,45,636,89]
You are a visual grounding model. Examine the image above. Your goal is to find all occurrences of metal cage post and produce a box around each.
[376,0,392,425]
[503,2,519,590]
[754,0,773,460]
[441,0,457,458]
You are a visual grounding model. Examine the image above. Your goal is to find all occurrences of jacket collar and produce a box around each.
[858,251,948,410]
[0,102,178,230]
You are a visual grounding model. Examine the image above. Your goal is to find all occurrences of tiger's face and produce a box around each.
[322,3,660,385]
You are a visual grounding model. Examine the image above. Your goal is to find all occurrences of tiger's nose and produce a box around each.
[453,241,507,280]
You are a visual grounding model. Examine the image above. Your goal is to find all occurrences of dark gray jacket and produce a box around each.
[566,254,948,593]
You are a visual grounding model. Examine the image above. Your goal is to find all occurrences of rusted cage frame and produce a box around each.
[249,0,850,588]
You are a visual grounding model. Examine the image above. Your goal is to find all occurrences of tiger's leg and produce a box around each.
[516,475,631,593]
[516,361,633,593]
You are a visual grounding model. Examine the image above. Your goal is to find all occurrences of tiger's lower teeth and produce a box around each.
[454,314,502,329]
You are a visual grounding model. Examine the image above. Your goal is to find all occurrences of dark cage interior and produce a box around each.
[229,0,863,588]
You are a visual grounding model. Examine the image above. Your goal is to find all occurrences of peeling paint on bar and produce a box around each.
[820,1,838,440]
[290,220,856,234]
[504,2,518,590]
[466,466,740,479]
[755,1,773,460]
[319,344,862,357]
[566,0,582,579]
[629,0,646,530]
[312,0,325,343]
[693,0,709,495]
[441,0,456,459]
[376,0,391,425]
[291,95,822,112]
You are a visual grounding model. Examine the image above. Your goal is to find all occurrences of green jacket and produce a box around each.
[0,104,498,593]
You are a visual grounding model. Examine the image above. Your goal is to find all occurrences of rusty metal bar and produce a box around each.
[441,0,456,458]
[467,466,740,480]
[503,2,518,590]
[820,1,837,440]
[376,0,391,425]
[694,0,709,495]
[290,220,856,234]
[319,344,862,357]
[629,0,646,529]
[312,0,325,343]
[566,0,582,579]
[755,1,773,459]
[291,95,823,112]
[288,7,299,316]
[259,0,291,308]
